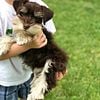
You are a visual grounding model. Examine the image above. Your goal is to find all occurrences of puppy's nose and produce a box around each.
[24,24,29,29]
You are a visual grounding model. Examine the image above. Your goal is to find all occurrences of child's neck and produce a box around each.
[6,0,13,5]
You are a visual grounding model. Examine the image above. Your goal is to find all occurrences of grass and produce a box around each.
[44,0,100,100]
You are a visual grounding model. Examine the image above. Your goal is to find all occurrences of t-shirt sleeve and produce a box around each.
[0,14,7,36]
[45,19,56,34]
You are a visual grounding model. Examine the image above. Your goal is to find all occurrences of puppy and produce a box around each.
[15,2,68,100]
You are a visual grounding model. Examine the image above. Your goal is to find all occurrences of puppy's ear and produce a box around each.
[42,6,54,24]
[34,6,54,24]
[34,6,44,18]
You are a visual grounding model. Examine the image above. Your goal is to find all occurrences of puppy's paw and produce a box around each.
[16,33,32,45]
[16,38,32,45]
[0,44,11,55]
[0,36,14,56]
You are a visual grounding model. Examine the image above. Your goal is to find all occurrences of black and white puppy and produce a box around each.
[13,1,68,100]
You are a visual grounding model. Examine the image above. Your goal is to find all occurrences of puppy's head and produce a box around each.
[13,2,54,35]
[12,16,43,36]
[16,2,54,29]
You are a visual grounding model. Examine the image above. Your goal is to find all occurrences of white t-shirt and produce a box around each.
[0,0,56,86]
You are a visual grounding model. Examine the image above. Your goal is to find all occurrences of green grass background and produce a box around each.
[44,0,100,100]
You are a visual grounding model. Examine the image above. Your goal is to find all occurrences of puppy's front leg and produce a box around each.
[15,30,32,45]
[0,36,15,55]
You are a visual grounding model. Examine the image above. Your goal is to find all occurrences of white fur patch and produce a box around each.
[27,59,52,100]
[0,36,15,55]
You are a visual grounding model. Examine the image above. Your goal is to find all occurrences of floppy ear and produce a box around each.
[33,6,44,18]
[42,6,54,23]
[34,5,54,24]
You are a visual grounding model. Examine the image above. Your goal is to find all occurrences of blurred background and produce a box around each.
[44,0,100,100]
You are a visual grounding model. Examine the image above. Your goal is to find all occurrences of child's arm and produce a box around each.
[0,33,47,60]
